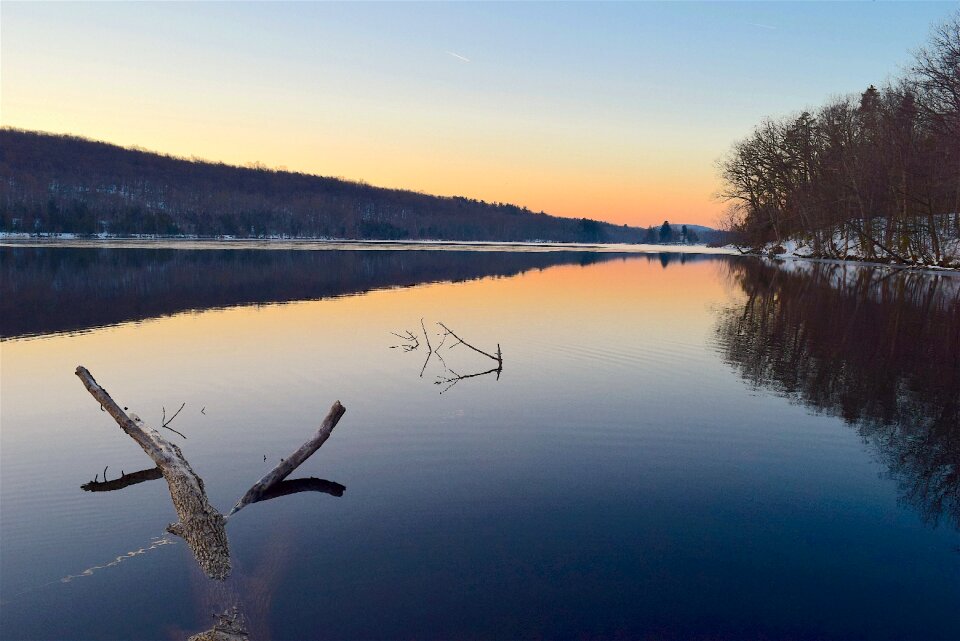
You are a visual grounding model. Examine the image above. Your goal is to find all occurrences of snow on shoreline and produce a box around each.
[730,220,960,271]
[2,232,955,274]
[0,233,740,255]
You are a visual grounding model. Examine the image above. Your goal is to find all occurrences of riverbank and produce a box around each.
[0,235,737,255]
[731,231,960,271]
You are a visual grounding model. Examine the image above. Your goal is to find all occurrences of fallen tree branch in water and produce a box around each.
[75,366,232,580]
[75,366,348,582]
[390,320,504,392]
[229,401,346,516]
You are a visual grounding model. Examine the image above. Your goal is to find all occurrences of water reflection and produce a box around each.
[81,467,163,492]
[81,468,344,500]
[0,247,715,339]
[716,259,960,529]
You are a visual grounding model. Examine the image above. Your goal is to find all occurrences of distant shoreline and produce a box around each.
[0,235,735,254]
[6,236,957,273]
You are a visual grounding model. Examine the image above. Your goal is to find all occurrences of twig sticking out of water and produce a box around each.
[437,322,502,368]
[160,402,188,439]
[389,320,504,392]
[419,318,434,377]
[390,330,420,352]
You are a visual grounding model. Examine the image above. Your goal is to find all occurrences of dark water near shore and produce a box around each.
[1,246,958,640]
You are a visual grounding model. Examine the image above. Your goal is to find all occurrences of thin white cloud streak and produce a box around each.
[446,51,471,63]
[747,22,777,30]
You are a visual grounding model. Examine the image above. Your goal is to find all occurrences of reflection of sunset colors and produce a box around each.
[1,2,952,227]
[5,250,960,639]
[2,254,729,395]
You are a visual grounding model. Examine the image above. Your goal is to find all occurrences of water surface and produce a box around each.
[1,246,958,640]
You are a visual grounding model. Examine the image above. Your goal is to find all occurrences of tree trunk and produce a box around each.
[75,366,232,580]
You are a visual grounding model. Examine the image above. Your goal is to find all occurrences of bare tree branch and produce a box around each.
[75,366,231,580]
[437,322,502,367]
[390,329,420,352]
[229,401,346,517]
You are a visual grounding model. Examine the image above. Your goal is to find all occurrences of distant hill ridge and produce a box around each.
[1,128,688,243]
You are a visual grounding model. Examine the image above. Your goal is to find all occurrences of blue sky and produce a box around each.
[3,1,956,225]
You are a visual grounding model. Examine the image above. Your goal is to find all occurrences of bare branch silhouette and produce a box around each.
[389,330,419,352]
[419,318,435,377]
[390,320,504,392]
[435,365,503,394]
[160,402,188,439]
[82,467,163,492]
[436,322,502,367]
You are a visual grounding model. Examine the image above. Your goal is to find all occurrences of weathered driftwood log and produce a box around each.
[229,401,346,516]
[75,366,232,581]
[81,467,163,492]
[76,366,347,588]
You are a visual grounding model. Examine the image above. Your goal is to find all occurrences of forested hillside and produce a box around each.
[719,12,960,266]
[0,129,648,243]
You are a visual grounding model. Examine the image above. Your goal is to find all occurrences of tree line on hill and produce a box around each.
[719,12,960,265]
[0,129,653,243]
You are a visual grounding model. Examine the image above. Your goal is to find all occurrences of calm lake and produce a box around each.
[1,244,958,640]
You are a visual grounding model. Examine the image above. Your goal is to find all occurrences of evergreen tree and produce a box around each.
[659,220,674,243]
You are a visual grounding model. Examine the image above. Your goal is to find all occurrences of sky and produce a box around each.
[1,2,957,228]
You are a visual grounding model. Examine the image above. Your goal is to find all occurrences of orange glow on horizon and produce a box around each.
[0,117,726,229]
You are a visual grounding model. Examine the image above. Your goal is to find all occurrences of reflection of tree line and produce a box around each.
[1,248,716,339]
[716,259,960,529]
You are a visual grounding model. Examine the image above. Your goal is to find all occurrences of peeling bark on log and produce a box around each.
[229,401,346,516]
[75,366,232,581]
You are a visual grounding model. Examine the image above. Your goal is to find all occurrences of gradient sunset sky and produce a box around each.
[2,2,956,227]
